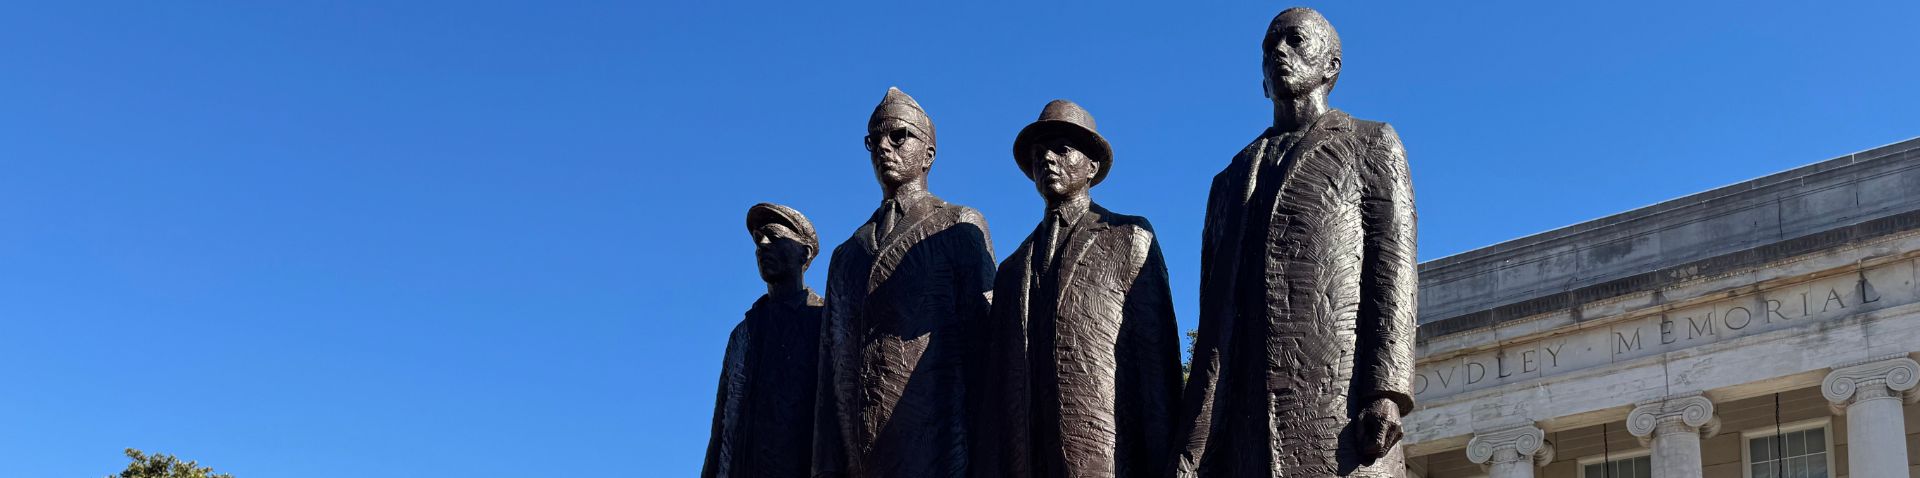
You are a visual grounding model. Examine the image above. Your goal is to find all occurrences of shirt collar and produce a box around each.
[1045,195,1091,226]
[891,188,931,210]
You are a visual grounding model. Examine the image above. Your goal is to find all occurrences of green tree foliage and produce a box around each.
[109,448,233,478]
[1183,328,1198,382]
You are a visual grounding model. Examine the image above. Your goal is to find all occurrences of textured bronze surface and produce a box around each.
[976,100,1182,478]
[1172,7,1418,477]
[704,203,826,478]
[812,88,997,478]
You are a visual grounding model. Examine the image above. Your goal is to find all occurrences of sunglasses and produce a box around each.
[864,127,923,152]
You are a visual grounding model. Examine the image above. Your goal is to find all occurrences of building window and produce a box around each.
[1580,455,1651,478]
[1742,418,1833,478]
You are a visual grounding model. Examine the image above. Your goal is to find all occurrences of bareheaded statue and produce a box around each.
[813,88,996,478]
[975,100,1182,478]
[1172,7,1419,477]
[703,203,825,478]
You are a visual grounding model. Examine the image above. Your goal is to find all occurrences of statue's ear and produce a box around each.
[1327,56,1342,81]
[924,145,937,166]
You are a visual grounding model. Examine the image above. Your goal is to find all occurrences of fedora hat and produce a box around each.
[1012,99,1113,186]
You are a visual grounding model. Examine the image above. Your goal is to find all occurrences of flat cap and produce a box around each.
[745,202,818,262]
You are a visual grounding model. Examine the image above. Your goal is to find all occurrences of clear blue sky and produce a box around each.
[1,1,1914,476]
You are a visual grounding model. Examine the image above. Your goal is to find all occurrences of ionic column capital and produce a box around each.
[1822,355,1920,413]
[1627,393,1719,446]
[1467,424,1555,469]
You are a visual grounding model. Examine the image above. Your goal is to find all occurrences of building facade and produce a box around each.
[1404,138,1920,478]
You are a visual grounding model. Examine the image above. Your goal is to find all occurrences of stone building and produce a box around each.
[1404,138,1920,478]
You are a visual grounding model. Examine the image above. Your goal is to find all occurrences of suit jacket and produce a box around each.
[976,203,1181,478]
[1173,110,1418,477]
[704,289,826,478]
[813,192,995,478]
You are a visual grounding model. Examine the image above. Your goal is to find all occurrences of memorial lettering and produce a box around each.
[1414,263,1914,401]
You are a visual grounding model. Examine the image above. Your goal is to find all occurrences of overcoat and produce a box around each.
[976,203,1182,478]
[813,192,995,478]
[1172,110,1418,477]
[703,289,826,478]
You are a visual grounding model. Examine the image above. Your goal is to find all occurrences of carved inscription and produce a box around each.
[1413,260,1917,400]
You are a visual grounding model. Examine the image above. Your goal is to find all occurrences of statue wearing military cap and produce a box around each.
[1173,7,1418,477]
[976,99,1182,478]
[813,87,996,478]
[702,203,825,478]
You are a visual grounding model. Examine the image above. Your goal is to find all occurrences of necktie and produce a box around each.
[876,199,899,239]
[1036,212,1063,269]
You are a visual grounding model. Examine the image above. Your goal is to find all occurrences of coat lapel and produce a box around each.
[1229,137,1264,207]
[1011,237,1036,308]
[1051,204,1112,312]
[858,220,882,256]
[1008,236,1037,353]
[867,198,951,292]
[1260,110,1353,202]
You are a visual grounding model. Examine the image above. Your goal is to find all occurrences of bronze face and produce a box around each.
[866,118,934,189]
[752,223,811,283]
[1026,136,1099,202]
[1262,8,1341,100]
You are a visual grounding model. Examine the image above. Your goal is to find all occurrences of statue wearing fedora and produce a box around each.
[1172,8,1418,478]
[974,100,1181,478]
[813,88,996,478]
[703,203,825,478]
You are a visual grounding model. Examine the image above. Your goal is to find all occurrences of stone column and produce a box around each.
[1822,356,1919,478]
[1626,394,1718,478]
[1467,425,1554,478]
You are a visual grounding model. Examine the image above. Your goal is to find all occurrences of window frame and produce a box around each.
[1739,417,1835,478]
[1575,448,1652,478]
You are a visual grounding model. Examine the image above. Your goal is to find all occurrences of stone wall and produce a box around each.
[1417,138,1920,331]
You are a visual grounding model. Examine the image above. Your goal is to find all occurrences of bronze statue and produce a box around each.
[703,203,826,478]
[1172,7,1418,477]
[813,88,996,478]
[976,100,1182,478]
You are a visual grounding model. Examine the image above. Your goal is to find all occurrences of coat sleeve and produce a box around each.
[704,321,751,478]
[952,209,997,476]
[974,242,1030,478]
[955,209,996,332]
[1117,222,1182,478]
[812,259,849,477]
[1355,123,1418,415]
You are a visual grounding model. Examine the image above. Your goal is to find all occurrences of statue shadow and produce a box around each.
[864,221,991,475]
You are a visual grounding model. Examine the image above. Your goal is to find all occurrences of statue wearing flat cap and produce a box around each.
[812,88,995,478]
[703,203,825,478]
[974,100,1182,478]
[1172,7,1418,477]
